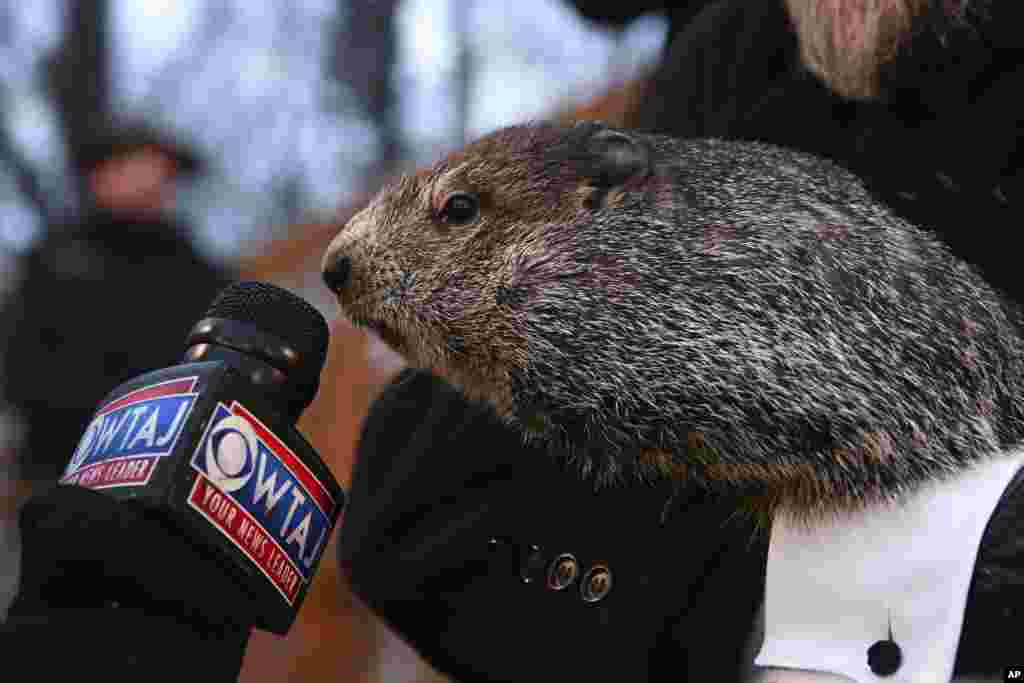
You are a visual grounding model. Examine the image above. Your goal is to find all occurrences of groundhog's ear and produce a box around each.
[579,127,651,188]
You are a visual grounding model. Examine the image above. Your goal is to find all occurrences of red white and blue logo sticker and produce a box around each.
[61,377,199,489]
[187,401,336,605]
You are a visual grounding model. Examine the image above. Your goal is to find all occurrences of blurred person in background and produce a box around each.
[0,120,235,486]
[337,1,1023,681]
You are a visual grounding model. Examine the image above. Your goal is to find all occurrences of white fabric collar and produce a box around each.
[754,449,1024,682]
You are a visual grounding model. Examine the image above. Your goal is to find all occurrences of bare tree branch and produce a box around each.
[452,0,474,147]
[43,0,112,176]
[0,88,57,226]
[0,3,13,47]
[328,0,404,188]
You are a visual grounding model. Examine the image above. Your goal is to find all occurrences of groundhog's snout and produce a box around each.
[323,203,386,301]
[322,249,352,295]
[323,213,369,297]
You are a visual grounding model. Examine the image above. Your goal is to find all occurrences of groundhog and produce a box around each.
[322,120,1024,523]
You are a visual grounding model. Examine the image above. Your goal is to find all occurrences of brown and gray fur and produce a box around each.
[323,120,1024,524]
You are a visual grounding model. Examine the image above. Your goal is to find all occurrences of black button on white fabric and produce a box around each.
[546,553,579,591]
[580,564,612,603]
[866,638,902,677]
[519,544,545,584]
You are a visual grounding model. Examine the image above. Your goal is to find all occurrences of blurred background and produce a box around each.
[0,1,667,680]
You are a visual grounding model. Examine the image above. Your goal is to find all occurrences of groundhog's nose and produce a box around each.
[322,253,353,294]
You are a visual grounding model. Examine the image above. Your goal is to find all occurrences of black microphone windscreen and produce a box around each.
[202,281,330,379]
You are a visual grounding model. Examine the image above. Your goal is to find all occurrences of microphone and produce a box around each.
[47,280,344,635]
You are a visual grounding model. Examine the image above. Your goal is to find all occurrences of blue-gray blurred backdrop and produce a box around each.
[0,0,666,265]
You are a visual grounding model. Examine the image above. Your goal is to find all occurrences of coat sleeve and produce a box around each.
[0,608,250,680]
[562,1,677,26]
[0,485,252,680]
[339,370,767,682]
[952,465,1024,677]
[562,1,715,45]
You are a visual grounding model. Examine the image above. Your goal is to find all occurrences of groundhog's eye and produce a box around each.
[440,192,480,225]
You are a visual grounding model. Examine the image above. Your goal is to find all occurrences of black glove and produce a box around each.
[2,484,253,680]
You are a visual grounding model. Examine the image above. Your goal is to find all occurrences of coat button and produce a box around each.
[935,171,960,192]
[580,564,613,603]
[519,544,545,584]
[867,639,902,676]
[546,553,579,591]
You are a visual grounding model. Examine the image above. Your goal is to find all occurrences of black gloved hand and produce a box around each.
[2,484,253,680]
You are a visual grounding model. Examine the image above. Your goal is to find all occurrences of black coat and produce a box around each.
[340,0,1024,680]
[0,209,233,481]
[341,369,768,682]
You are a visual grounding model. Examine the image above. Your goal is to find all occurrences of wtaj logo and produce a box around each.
[188,401,336,605]
[61,377,199,489]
